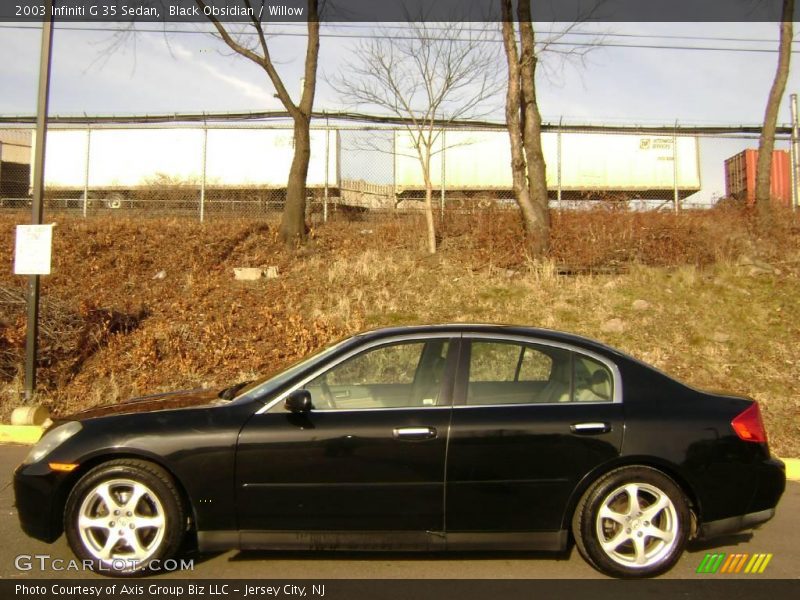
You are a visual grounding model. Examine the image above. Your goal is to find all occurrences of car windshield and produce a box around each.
[229,336,353,402]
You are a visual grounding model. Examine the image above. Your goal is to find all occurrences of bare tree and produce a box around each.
[195,0,320,244]
[500,0,550,255]
[332,21,502,254]
[756,0,794,222]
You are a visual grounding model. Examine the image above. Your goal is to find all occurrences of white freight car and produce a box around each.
[32,127,339,191]
[394,130,701,199]
[0,129,31,199]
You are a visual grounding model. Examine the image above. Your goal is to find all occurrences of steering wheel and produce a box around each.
[319,375,338,409]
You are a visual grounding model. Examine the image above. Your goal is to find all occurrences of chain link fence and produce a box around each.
[0,120,796,221]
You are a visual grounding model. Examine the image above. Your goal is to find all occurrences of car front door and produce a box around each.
[235,335,457,541]
[445,336,624,538]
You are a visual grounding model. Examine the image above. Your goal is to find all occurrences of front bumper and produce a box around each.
[14,464,68,543]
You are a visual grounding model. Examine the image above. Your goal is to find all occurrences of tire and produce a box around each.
[64,459,185,576]
[571,466,690,578]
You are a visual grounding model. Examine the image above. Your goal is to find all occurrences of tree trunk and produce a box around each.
[500,0,549,256]
[280,116,311,244]
[756,0,794,223]
[517,1,550,254]
[423,168,437,254]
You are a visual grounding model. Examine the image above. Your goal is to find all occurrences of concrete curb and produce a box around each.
[0,424,43,445]
[0,424,798,481]
[783,458,800,482]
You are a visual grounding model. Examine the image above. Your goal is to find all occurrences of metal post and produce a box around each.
[392,130,397,211]
[199,125,207,222]
[440,129,446,220]
[82,126,90,218]
[557,116,563,205]
[790,93,799,211]
[673,120,680,213]
[324,122,329,223]
[24,1,54,403]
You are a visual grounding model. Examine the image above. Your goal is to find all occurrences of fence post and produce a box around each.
[673,120,680,213]
[790,93,799,212]
[324,122,330,223]
[200,124,208,222]
[440,129,446,220]
[557,116,563,205]
[83,126,91,218]
[392,129,397,211]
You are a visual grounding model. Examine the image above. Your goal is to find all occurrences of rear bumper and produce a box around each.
[699,507,776,540]
[749,458,786,512]
[698,457,785,540]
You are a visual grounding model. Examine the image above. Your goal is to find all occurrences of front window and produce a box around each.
[299,339,451,410]
[234,337,351,401]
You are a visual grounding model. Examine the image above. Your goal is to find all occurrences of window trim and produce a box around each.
[255,333,459,415]
[456,334,622,407]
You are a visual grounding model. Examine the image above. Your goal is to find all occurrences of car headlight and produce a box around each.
[22,421,82,466]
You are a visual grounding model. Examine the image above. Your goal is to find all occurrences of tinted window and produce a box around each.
[326,343,422,386]
[298,340,450,410]
[573,354,614,402]
[465,340,615,405]
[467,341,570,405]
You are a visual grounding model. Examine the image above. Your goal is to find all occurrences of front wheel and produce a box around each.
[64,459,185,576]
[572,466,690,578]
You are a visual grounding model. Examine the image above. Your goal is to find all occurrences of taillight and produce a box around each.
[731,403,768,443]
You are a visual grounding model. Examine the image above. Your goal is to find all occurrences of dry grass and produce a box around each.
[0,207,798,455]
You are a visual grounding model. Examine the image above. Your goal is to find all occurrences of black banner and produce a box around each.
[1,0,799,23]
[3,580,800,600]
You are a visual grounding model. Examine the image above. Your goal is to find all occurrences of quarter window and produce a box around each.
[573,354,614,402]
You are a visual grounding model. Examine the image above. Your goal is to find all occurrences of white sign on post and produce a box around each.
[14,224,54,275]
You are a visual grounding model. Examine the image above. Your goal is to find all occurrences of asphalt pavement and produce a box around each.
[0,444,797,580]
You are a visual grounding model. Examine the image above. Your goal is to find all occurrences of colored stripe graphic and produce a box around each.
[758,554,773,573]
[720,553,748,573]
[734,554,749,573]
[696,553,714,573]
[720,554,737,573]
[698,553,773,575]
[697,553,726,573]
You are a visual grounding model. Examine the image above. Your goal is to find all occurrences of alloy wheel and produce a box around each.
[76,478,166,569]
[594,481,679,568]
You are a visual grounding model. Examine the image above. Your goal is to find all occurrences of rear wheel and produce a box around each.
[64,459,185,576]
[572,466,690,578]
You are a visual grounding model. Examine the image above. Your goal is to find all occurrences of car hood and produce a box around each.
[57,387,227,422]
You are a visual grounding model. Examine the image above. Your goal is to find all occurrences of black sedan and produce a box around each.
[14,325,785,578]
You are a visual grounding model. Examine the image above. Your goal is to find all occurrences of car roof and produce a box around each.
[354,323,621,357]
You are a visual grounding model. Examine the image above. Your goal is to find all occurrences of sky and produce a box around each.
[0,20,798,203]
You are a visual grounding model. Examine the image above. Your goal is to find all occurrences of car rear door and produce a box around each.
[445,336,624,535]
[235,335,458,538]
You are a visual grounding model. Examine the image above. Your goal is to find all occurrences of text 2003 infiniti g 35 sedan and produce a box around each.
[15,325,785,578]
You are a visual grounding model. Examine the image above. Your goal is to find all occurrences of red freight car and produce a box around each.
[724,149,792,206]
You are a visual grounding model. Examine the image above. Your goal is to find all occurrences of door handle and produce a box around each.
[570,422,611,434]
[393,427,437,441]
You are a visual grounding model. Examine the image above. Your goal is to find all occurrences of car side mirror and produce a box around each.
[284,389,313,413]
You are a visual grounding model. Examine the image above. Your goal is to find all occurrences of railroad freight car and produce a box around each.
[393,131,701,201]
[724,149,792,206]
[29,127,339,209]
[0,129,31,202]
